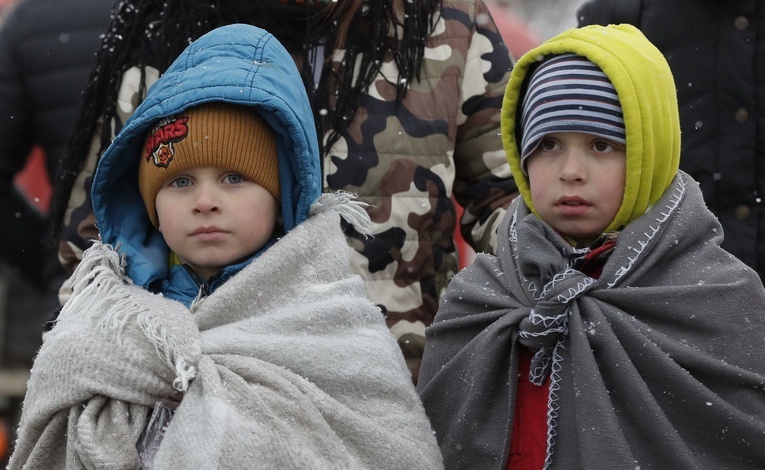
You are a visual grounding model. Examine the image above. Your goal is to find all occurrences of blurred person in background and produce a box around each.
[485,0,543,58]
[493,0,588,40]
[0,0,13,21]
[0,0,112,464]
[49,0,519,384]
[578,0,765,284]
[0,0,113,364]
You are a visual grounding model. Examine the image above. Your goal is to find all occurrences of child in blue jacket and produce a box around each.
[10,24,442,470]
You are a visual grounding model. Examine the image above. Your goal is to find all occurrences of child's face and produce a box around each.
[155,166,279,280]
[526,132,626,246]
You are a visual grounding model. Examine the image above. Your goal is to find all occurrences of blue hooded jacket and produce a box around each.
[90,24,321,306]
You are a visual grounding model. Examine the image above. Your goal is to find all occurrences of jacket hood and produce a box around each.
[91,24,321,288]
[501,24,680,233]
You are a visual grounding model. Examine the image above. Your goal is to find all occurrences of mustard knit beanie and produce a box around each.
[139,102,280,227]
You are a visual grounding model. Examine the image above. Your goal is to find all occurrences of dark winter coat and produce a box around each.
[578,0,765,282]
[0,0,112,287]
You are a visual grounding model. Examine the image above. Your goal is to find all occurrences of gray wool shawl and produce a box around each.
[10,194,443,470]
[417,171,765,470]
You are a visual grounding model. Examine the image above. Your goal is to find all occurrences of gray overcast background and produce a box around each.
[498,0,591,39]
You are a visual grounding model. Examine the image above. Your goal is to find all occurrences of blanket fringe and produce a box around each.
[59,242,136,344]
[309,191,372,237]
[59,241,197,392]
[137,314,197,392]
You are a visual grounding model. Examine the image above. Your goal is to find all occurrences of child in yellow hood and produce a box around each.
[417,24,765,470]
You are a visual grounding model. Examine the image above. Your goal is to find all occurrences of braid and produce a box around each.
[51,0,443,238]
[52,0,165,237]
[317,0,442,154]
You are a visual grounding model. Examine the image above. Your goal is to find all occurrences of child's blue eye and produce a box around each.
[225,173,245,184]
[170,177,192,188]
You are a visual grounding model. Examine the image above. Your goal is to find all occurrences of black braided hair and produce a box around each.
[51,0,442,238]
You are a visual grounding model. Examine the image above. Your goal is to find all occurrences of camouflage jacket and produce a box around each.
[57,0,517,381]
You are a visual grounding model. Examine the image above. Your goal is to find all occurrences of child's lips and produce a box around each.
[191,226,226,235]
[190,226,229,239]
[555,196,591,215]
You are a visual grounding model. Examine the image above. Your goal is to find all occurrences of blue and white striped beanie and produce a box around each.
[519,53,625,172]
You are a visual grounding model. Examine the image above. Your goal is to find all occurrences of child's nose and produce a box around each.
[193,183,220,213]
[559,150,587,183]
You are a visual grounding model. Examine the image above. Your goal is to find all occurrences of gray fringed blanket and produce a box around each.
[10,194,443,470]
[417,171,765,470]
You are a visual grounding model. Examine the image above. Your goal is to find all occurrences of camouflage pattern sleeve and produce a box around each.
[452,0,518,254]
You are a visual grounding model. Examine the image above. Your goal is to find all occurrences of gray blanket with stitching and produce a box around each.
[417,171,765,470]
[10,195,443,470]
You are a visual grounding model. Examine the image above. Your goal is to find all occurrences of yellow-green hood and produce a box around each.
[501,24,680,232]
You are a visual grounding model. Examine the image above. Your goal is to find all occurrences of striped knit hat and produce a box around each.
[519,53,625,172]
